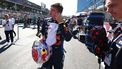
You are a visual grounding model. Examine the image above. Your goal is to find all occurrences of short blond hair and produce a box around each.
[4,14,9,17]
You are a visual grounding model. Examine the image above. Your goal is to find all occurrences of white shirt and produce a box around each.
[10,18,15,25]
[2,19,13,31]
[46,23,59,46]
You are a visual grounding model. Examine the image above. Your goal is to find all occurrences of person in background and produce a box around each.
[36,17,41,36]
[23,15,28,28]
[105,0,122,69]
[0,35,2,40]
[2,14,14,45]
[9,14,16,37]
[32,15,37,29]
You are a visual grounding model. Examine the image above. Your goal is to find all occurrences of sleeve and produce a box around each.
[59,23,72,41]
[12,18,15,25]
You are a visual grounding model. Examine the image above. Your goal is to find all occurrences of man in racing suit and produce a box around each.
[40,3,72,69]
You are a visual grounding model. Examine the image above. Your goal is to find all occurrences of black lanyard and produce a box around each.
[109,22,122,47]
[6,20,9,26]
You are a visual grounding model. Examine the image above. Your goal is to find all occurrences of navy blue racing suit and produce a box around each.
[41,19,72,69]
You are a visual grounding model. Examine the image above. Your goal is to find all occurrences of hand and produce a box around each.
[3,24,6,27]
[40,35,45,43]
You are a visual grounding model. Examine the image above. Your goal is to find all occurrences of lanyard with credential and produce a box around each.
[6,20,9,26]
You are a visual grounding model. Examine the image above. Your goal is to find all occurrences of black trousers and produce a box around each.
[0,35,2,40]
[37,24,40,34]
[41,47,64,69]
[5,30,14,42]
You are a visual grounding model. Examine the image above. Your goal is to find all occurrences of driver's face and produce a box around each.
[50,7,58,20]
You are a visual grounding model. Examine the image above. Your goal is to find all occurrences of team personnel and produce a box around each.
[2,14,14,45]
[105,0,122,69]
